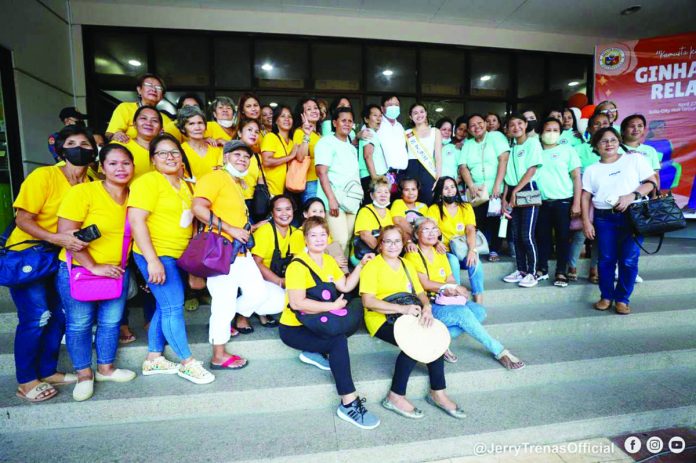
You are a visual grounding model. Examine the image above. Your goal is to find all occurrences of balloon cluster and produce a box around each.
[567,92,593,136]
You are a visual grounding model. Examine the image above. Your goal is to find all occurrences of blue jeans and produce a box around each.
[431,301,504,356]
[568,231,598,269]
[10,275,64,383]
[134,253,192,360]
[56,263,129,370]
[446,253,485,296]
[302,180,319,205]
[594,210,641,304]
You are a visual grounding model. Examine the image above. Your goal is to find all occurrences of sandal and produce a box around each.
[567,268,578,281]
[554,274,569,287]
[488,252,500,262]
[496,349,526,370]
[588,267,599,284]
[40,372,78,386]
[16,382,57,403]
[210,355,248,370]
[235,324,254,335]
[229,325,240,337]
[118,334,136,344]
[257,315,279,328]
[443,348,458,363]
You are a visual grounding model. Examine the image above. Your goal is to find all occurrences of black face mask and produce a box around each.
[443,195,457,204]
[62,147,95,166]
[526,120,538,133]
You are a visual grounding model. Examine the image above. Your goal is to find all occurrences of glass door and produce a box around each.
[0,46,23,232]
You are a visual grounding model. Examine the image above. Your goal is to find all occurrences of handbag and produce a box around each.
[627,191,686,254]
[487,197,502,217]
[383,258,422,324]
[351,206,381,260]
[290,258,363,337]
[270,222,294,277]
[0,221,60,287]
[465,139,489,207]
[67,221,131,302]
[414,249,467,306]
[176,212,240,278]
[449,231,490,260]
[250,153,271,222]
[511,144,542,207]
[285,156,311,193]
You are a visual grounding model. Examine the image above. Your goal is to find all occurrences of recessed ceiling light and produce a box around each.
[480,75,491,82]
[568,81,580,87]
[128,59,142,67]
[269,102,278,108]
[620,5,641,15]
[435,107,444,113]
[261,63,273,71]
[382,69,394,76]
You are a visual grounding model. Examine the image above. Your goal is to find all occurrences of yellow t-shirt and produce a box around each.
[354,204,393,235]
[194,170,247,241]
[182,142,223,181]
[390,199,428,222]
[57,181,129,266]
[241,153,262,200]
[251,222,294,270]
[289,227,333,255]
[5,166,73,251]
[106,102,175,140]
[260,133,294,196]
[427,203,476,248]
[128,171,193,258]
[113,139,152,180]
[292,129,320,182]
[359,255,424,336]
[280,252,344,327]
[404,248,452,295]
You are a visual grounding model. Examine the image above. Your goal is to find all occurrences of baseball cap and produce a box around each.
[223,140,253,155]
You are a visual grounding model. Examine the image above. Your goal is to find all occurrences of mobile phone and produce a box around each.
[74,224,101,243]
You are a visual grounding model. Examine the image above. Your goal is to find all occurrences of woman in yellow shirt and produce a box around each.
[235,93,264,149]
[290,197,348,271]
[428,176,485,303]
[352,177,393,265]
[178,106,223,180]
[292,98,322,203]
[55,144,136,401]
[405,217,525,369]
[280,216,380,429]
[360,226,465,419]
[206,96,237,144]
[390,177,429,248]
[128,133,214,385]
[192,140,283,371]
[260,105,297,196]
[114,105,162,181]
[235,119,267,212]
[7,125,95,402]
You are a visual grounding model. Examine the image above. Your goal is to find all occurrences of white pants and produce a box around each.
[207,254,285,345]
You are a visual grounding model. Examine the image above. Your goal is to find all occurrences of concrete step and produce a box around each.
[2,367,694,462]
[1,322,694,432]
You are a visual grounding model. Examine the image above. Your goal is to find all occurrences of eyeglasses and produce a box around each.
[382,239,403,247]
[599,139,619,146]
[600,109,618,114]
[228,151,251,160]
[142,82,164,92]
[154,150,182,159]
[420,227,439,234]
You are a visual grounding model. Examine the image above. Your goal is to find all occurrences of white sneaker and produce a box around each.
[615,268,644,283]
[73,379,94,401]
[178,360,215,385]
[518,273,538,288]
[635,274,644,283]
[503,270,525,283]
[95,368,136,383]
[142,356,179,376]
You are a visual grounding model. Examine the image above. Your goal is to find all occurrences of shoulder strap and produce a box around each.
[290,257,322,286]
[68,218,131,272]
[271,222,293,257]
[416,247,430,279]
[361,205,381,227]
[253,152,268,184]
[634,234,663,255]
[398,257,417,295]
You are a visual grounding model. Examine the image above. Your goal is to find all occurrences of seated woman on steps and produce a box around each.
[351,176,393,266]
[390,177,429,248]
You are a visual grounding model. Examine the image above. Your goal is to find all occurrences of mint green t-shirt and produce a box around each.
[574,142,600,172]
[626,143,661,171]
[504,136,543,187]
[358,128,388,178]
[441,142,461,180]
[460,131,511,194]
[314,134,361,213]
[559,129,582,148]
[536,144,581,200]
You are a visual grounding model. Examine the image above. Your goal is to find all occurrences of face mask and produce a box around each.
[442,137,451,145]
[63,147,95,166]
[224,162,248,178]
[372,199,390,209]
[541,132,560,145]
[218,119,234,128]
[384,106,400,120]
[442,195,457,204]
[525,120,538,133]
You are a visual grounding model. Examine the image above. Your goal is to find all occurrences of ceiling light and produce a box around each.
[480,75,491,81]
[620,5,642,15]
[435,107,444,113]
[269,102,278,108]
[127,59,142,67]
[261,63,273,71]
[568,81,579,87]
[382,69,394,76]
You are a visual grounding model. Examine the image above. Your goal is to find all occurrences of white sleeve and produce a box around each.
[634,154,655,182]
[581,166,595,193]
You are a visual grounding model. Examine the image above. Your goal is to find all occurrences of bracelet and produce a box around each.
[303,136,311,144]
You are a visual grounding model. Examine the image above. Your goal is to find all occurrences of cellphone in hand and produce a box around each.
[74,224,101,242]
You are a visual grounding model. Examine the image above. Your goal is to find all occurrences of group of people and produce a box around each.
[6,73,657,430]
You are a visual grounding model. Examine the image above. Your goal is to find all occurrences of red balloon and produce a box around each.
[581,104,596,119]
[568,93,588,109]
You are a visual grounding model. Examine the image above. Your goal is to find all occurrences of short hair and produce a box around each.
[175,93,204,112]
[467,113,486,125]
[411,217,438,243]
[435,117,454,130]
[541,117,563,131]
[398,176,420,194]
[176,105,206,136]
[209,96,236,116]
[54,125,98,158]
[237,118,260,135]
[136,73,166,94]
[362,104,382,121]
[620,114,647,135]
[506,112,527,127]
[380,95,399,107]
[270,194,296,214]
[302,197,326,214]
[590,127,622,150]
[271,105,293,133]
[99,143,134,165]
[133,105,163,127]
[331,106,353,122]
[369,176,391,194]
[375,225,405,250]
[302,216,330,238]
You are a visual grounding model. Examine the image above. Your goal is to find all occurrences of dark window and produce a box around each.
[93,31,148,87]
[365,46,416,93]
[153,35,210,87]
[421,49,465,96]
[517,54,545,99]
[466,101,508,119]
[312,43,361,91]
[550,57,588,103]
[254,40,308,89]
[215,38,251,88]
[423,100,465,122]
[470,52,510,98]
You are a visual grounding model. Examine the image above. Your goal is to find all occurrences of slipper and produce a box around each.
[259,316,279,328]
[16,382,57,403]
[235,325,254,335]
[229,326,240,337]
[381,398,424,419]
[210,355,248,370]
[444,349,458,364]
[425,394,467,419]
[119,334,136,344]
[41,372,78,386]
[488,252,501,262]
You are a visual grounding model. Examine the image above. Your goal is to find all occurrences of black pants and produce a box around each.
[508,182,539,275]
[374,322,446,396]
[402,159,435,204]
[474,203,501,254]
[361,176,372,206]
[536,198,572,276]
[279,324,355,396]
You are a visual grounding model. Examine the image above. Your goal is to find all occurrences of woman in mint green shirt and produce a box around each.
[436,117,460,180]
[535,118,581,287]
[359,104,388,202]
[560,108,583,148]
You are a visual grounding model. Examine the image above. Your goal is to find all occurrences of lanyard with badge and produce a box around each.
[176,178,195,228]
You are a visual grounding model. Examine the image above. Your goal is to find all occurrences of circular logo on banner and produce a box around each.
[599,47,626,71]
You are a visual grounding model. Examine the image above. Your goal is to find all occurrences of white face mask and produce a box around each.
[218,119,234,128]
[372,199,390,209]
[442,137,451,145]
[224,162,248,178]
[541,132,561,145]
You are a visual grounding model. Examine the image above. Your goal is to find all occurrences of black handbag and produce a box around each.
[250,153,271,222]
[269,222,294,277]
[351,206,381,259]
[0,222,59,287]
[383,258,422,324]
[627,191,686,254]
[290,258,363,337]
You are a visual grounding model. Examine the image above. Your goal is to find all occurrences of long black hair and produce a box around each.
[432,176,465,220]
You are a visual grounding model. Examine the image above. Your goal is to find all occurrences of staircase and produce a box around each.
[1,238,695,462]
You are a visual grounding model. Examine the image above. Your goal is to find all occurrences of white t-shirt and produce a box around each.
[378,118,408,170]
[582,154,654,210]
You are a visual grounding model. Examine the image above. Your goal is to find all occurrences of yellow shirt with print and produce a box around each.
[292,129,320,182]
[5,166,74,251]
[194,170,247,242]
[390,199,428,220]
[252,222,294,270]
[260,133,294,196]
[354,204,393,235]
[57,181,129,266]
[128,171,193,258]
[359,255,424,336]
[182,142,223,181]
[114,139,152,180]
[106,102,176,140]
[404,249,452,296]
[280,252,344,327]
[427,203,476,248]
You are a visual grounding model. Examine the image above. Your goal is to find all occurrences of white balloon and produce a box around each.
[577,117,588,135]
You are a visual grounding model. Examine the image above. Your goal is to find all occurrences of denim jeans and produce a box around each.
[536,199,572,275]
[134,253,193,360]
[594,210,641,304]
[431,301,504,356]
[10,275,64,383]
[568,231,598,269]
[446,253,485,296]
[302,180,319,205]
[55,263,129,370]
